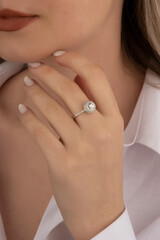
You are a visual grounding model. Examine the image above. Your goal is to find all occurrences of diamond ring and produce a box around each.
[72,101,96,120]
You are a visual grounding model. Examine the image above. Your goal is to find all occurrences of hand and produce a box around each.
[18,51,125,240]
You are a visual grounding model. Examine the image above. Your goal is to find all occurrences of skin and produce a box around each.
[21,54,126,240]
[0,0,145,239]
[0,0,144,127]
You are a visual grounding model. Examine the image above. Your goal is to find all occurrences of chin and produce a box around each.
[0,47,55,63]
[1,53,49,64]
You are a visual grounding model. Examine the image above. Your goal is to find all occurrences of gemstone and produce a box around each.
[84,101,96,113]
[88,103,95,110]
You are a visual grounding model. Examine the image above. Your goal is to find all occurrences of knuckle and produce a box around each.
[92,64,104,74]
[32,125,45,139]
[117,115,124,129]
[96,129,112,144]
[20,111,45,139]
[45,101,59,115]
[25,84,41,99]
[65,157,83,176]
[112,112,124,130]
[39,65,53,80]
[84,63,105,78]
[21,110,33,125]
[19,107,53,145]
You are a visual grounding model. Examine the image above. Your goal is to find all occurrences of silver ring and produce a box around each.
[72,101,96,120]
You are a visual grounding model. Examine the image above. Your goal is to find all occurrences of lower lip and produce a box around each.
[0,16,38,32]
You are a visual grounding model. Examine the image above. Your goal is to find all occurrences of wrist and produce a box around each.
[68,204,125,240]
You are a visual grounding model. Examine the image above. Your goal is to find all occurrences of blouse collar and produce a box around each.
[124,68,160,155]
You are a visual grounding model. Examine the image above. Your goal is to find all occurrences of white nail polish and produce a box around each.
[53,50,66,56]
[18,104,28,114]
[28,62,42,68]
[24,76,35,86]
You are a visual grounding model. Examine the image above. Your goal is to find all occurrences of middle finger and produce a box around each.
[27,63,101,128]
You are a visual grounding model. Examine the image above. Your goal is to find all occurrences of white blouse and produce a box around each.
[0,62,160,240]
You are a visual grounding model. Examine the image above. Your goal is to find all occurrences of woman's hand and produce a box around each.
[18,50,125,240]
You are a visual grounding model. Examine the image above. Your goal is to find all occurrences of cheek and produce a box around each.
[46,2,95,44]
[46,0,114,47]
[0,0,115,62]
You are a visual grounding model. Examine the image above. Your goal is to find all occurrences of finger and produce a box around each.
[54,51,120,117]
[27,62,101,128]
[74,75,93,100]
[23,77,80,147]
[18,104,66,169]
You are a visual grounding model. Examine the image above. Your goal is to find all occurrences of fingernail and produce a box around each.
[28,62,42,68]
[18,104,28,114]
[24,76,35,86]
[53,50,66,56]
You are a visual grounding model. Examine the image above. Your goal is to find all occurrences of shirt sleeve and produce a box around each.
[90,207,136,240]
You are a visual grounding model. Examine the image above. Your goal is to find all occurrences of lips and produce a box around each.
[0,8,36,17]
[0,16,38,31]
[0,8,39,31]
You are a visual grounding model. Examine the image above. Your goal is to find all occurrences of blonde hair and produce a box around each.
[0,0,160,77]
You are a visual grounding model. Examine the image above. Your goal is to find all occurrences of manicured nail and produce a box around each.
[28,62,42,68]
[18,104,28,114]
[53,50,66,56]
[24,76,35,86]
